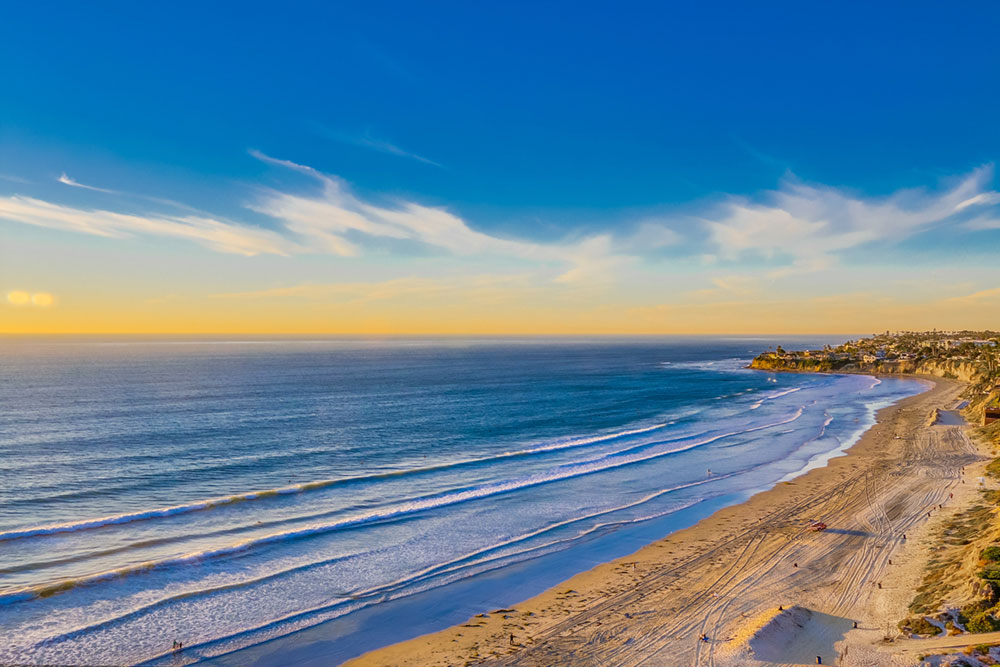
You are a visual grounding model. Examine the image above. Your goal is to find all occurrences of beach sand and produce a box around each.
[349,377,986,666]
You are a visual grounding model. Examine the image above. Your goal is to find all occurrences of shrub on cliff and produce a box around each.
[982,546,1000,562]
[960,599,992,625]
[966,611,1000,633]
[899,615,942,636]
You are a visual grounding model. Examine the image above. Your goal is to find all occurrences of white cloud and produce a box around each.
[249,151,633,283]
[58,171,221,216]
[2,155,636,284]
[0,195,295,256]
[955,191,1000,210]
[58,173,119,194]
[5,156,995,293]
[703,166,997,272]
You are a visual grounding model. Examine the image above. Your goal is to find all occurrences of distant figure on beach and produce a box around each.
[172,640,182,652]
[706,468,712,477]
[510,633,514,645]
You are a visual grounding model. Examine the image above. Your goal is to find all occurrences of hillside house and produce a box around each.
[985,406,1000,426]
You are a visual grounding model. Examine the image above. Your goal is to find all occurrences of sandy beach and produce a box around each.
[350,377,985,666]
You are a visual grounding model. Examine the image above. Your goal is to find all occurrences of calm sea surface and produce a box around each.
[0,337,926,665]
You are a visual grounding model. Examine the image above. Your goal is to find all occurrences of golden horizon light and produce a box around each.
[6,291,55,307]
[6,290,31,305]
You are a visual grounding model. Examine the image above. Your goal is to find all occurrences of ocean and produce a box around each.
[0,337,927,665]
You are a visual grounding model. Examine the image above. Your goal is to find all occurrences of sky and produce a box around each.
[2,1,999,334]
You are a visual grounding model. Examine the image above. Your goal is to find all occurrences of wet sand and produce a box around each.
[350,377,985,666]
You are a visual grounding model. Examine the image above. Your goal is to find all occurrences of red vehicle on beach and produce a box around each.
[809,521,827,532]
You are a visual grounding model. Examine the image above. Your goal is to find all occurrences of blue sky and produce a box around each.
[2,1,999,333]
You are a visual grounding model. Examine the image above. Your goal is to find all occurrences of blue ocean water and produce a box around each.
[0,337,926,665]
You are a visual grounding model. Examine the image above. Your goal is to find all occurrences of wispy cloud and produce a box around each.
[944,287,1000,304]
[211,274,547,309]
[320,127,442,167]
[956,191,1000,210]
[355,136,442,167]
[687,275,759,299]
[58,172,212,215]
[214,277,449,302]
[702,165,999,274]
[4,156,996,299]
[0,195,295,256]
[249,150,634,283]
[963,214,1000,231]
[58,172,119,194]
[732,137,789,169]
[3,154,640,284]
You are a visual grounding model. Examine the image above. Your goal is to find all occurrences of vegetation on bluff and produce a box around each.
[751,330,999,376]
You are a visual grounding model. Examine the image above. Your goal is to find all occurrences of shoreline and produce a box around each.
[346,374,984,665]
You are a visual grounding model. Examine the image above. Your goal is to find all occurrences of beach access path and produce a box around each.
[351,378,985,666]
[888,630,1000,658]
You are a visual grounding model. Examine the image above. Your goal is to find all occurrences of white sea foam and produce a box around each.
[0,422,673,544]
[0,410,811,604]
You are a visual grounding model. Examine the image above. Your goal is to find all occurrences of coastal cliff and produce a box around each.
[749,355,982,383]
[748,330,998,389]
[748,330,1000,430]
